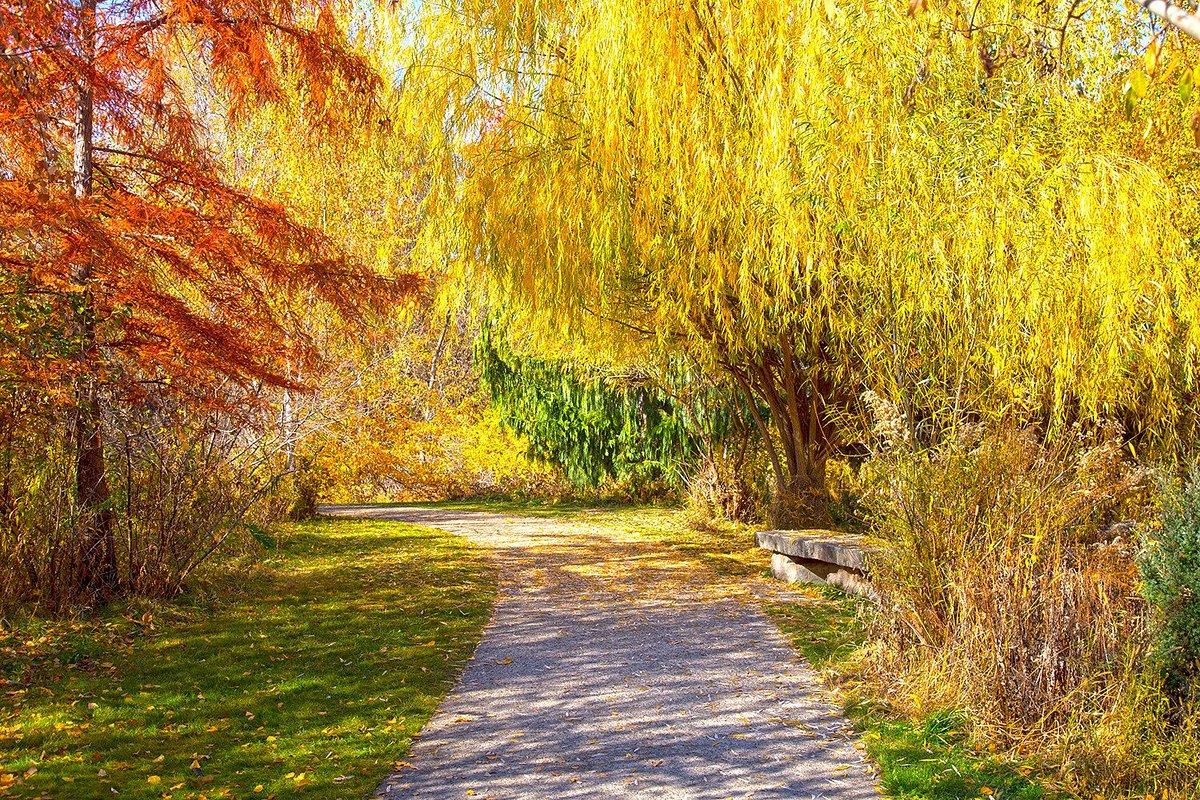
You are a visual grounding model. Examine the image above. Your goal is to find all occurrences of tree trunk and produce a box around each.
[72,0,117,602]
[728,339,837,530]
[281,383,296,472]
[769,453,832,530]
[427,310,452,391]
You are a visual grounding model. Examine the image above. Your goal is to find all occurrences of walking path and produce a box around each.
[322,505,879,800]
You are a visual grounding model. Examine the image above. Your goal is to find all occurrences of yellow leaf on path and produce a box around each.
[254,785,264,793]
[147,775,161,784]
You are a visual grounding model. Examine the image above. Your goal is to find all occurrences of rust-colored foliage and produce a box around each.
[2,0,418,605]
[0,0,418,402]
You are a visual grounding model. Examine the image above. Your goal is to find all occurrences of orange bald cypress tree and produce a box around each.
[1,0,415,602]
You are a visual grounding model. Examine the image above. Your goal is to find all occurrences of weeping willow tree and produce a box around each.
[402,0,1200,525]
[476,327,737,491]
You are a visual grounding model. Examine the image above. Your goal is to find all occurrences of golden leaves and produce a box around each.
[397,0,1200,442]
[1145,36,1165,76]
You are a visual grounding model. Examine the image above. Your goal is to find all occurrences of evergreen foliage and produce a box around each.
[1141,470,1200,706]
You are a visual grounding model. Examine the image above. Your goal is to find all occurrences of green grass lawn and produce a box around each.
[0,518,496,800]
[0,501,1063,799]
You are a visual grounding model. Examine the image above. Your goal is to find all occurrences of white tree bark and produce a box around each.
[1141,0,1200,42]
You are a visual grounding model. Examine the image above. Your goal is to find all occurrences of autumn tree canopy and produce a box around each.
[1,0,414,601]
[1,0,412,398]
[401,0,1200,525]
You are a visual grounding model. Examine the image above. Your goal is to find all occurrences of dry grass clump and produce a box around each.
[1062,663,1200,796]
[859,422,1195,794]
[685,448,765,525]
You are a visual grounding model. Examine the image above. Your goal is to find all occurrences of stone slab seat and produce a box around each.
[755,530,878,601]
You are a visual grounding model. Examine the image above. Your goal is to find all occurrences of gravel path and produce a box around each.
[322,505,879,800]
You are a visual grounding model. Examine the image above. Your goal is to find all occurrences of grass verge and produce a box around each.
[0,518,496,799]
[765,592,1058,800]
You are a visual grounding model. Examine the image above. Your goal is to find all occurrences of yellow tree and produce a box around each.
[403,0,1200,525]
[213,4,555,503]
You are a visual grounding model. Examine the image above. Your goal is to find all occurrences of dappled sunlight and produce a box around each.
[380,596,876,799]
[0,520,496,799]
[323,505,879,799]
[324,505,779,607]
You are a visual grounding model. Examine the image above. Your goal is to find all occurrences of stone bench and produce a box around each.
[755,530,877,601]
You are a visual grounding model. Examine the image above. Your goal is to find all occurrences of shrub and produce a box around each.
[1139,469,1200,709]
[281,466,320,521]
[1067,661,1200,795]
[684,447,766,525]
[0,398,285,615]
[862,423,1149,733]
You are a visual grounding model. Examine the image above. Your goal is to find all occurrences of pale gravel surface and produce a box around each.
[321,505,879,800]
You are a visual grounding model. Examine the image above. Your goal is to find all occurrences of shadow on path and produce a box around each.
[320,505,880,800]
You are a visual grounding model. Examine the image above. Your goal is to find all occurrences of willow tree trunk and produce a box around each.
[727,340,837,530]
[71,0,117,602]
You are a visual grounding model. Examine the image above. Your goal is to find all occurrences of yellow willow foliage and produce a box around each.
[403,0,1200,442]
[214,2,421,280]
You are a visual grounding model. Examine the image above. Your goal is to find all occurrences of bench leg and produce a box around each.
[770,553,878,602]
[771,552,825,584]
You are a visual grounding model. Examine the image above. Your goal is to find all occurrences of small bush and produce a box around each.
[862,422,1149,735]
[1139,469,1200,708]
[684,448,764,524]
[280,466,320,521]
[1067,660,1200,795]
[1,400,285,615]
